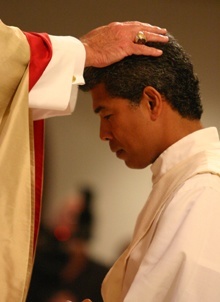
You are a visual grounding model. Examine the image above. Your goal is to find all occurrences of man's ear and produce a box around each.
[142,86,163,121]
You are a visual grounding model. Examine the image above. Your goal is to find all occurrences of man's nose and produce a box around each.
[100,122,113,141]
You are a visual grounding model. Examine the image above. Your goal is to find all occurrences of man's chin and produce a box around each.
[124,158,149,169]
[115,151,148,169]
[124,160,143,170]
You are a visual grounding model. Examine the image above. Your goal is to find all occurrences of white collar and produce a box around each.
[151,127,219,184]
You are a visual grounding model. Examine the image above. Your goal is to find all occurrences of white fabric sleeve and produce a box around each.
[29,35,86,121]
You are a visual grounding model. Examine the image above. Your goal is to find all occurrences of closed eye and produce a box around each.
[104,114,112,120]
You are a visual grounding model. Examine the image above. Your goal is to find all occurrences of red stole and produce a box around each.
[23,32,52,250]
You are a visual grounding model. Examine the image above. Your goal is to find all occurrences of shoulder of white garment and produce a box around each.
[29,35,86,120]
[124,174,220,302]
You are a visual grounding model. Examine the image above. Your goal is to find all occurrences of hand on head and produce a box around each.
[80,21,168,67]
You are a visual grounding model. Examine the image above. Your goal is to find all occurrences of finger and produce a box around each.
[144,32,169,43]
[82,299,92,302]
[130,44,164,56]
[122,21,167,35]
[140,24,167,35]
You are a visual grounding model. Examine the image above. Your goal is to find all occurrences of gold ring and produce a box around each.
[135,31,147,44]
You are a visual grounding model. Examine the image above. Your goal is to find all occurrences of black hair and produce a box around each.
[80,34,203,120]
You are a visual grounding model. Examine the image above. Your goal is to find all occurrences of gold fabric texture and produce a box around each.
[0,21,35,301]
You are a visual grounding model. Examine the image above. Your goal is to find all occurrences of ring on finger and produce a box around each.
[134,31,147,44]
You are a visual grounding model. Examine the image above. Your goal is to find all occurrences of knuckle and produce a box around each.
[108,21,120,27]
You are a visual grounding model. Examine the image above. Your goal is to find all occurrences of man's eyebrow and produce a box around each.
[94,105,105,114]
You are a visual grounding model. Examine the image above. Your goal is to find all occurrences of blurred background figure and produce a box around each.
[27,187,109,302]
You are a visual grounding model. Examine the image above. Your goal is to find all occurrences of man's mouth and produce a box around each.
[110,143,125,159]
[116,149,125,158]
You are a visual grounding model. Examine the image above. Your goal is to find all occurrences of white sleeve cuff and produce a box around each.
[29,35,86,120]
